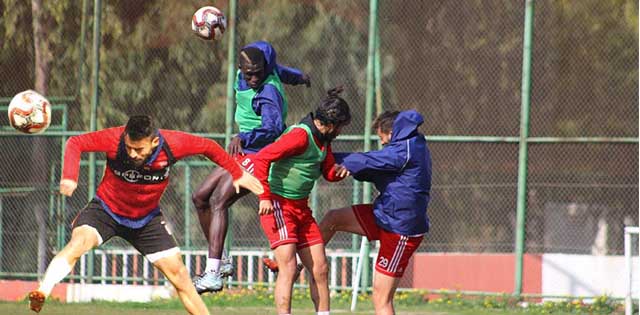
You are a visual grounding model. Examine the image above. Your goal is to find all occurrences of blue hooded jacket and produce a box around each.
[236,41,307,153]
[340,110,432,236]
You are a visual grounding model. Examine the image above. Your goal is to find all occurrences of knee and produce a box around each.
[372,286,392,306]
[165,264,190,283]
[192,192,208,211]
[278,258,299,277]
[208,193,223,213]
[66,228,98,256]
[320,211,339,232]
[209,186,233,212]
[311,261,328,281]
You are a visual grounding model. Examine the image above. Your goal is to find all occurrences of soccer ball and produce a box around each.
[7,90,52,134]
[191,6,226,41]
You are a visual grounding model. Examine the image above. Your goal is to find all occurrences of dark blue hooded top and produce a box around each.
[340,110,432,235]
[236,41,307,153]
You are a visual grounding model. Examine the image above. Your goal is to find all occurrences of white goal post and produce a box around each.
[625,226,640,315]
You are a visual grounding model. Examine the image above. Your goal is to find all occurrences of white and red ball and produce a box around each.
[7,90,51,134]
[191,6,226,41]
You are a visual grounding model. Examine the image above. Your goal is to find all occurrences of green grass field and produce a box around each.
[0,288,623,314]
[0,299,607,315]
[0,301,557,315]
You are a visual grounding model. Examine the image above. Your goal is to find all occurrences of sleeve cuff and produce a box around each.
[229,166,243,180]
[236,133,248,146]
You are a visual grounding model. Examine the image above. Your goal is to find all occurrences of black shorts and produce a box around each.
[72,199,178,260]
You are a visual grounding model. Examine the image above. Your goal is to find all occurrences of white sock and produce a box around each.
[38,257,73,296]
[317,312,330,315]
[206,258,221,273]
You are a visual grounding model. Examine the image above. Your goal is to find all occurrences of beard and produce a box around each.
[318,130,339,143]
[125,157,146,168]
[131,159,144,167]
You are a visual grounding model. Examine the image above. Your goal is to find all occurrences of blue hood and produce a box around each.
[338,109,432,236]
[243,41,277,75]
[391,109,423,142]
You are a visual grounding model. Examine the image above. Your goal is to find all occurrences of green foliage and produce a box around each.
[2,0,635,134]
[0,0,636,263]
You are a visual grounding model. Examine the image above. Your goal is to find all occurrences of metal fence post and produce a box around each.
[223,0,238,255]
[514,0,536,297]
[87,0,102,284]
[0,196,3,273]
[184,165,191,249]
[352,0,378,310]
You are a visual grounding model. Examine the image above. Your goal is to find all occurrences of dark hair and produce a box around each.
[372,110,400,133]
[314,86,351,127]
[239,47,265,68]
[125,115,156,141]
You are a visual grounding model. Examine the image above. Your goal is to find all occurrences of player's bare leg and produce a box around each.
[319,206,367,243]
[153,253,210,315]
[273,243,298,314]
[297,206,369,306]
[192,167,228,247]
[267,205,367,305]
[298,243,330,313]
[372,271,401,315]
[30,225,100,312]
[192,168,247,293]
[205,172,248,261]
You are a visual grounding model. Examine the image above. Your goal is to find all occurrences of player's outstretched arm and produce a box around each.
[164,130,245,180]
[343,147,407,175]
[232,170,264,195]
[62,127,121,187]
[276,64,310,87]
[321,146,350,182]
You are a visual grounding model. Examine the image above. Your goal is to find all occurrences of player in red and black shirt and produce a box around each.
[28,116,262,315]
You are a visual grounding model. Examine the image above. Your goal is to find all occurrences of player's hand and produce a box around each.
[333,164,350,178]
[227,136,244,156]
[59,179,78,196]
[259,199,274,215]
[232,170,264,195]
[301,73,311,88]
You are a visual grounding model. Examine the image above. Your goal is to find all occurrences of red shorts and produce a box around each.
[234,154,256,175]
[352,204,424,278]
[260,194,324,250]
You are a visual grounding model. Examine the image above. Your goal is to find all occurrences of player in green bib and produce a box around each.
[192,41,310,293]
[252,87,352,315]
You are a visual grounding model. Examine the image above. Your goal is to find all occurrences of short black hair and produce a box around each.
[125,115,156,141]
[239,47,265,69]
[372,110,400,134]
[314,86,351,127]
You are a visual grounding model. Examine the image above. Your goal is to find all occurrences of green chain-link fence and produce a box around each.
[0,0,637,295]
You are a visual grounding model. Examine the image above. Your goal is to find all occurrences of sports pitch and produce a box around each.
[0,301,586,315]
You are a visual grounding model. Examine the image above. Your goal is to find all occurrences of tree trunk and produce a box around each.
[32,0,53,277]
[32,0,52,94]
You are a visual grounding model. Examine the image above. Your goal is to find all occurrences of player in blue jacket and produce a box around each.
[191,41,310,293]
[318,110,432,315]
